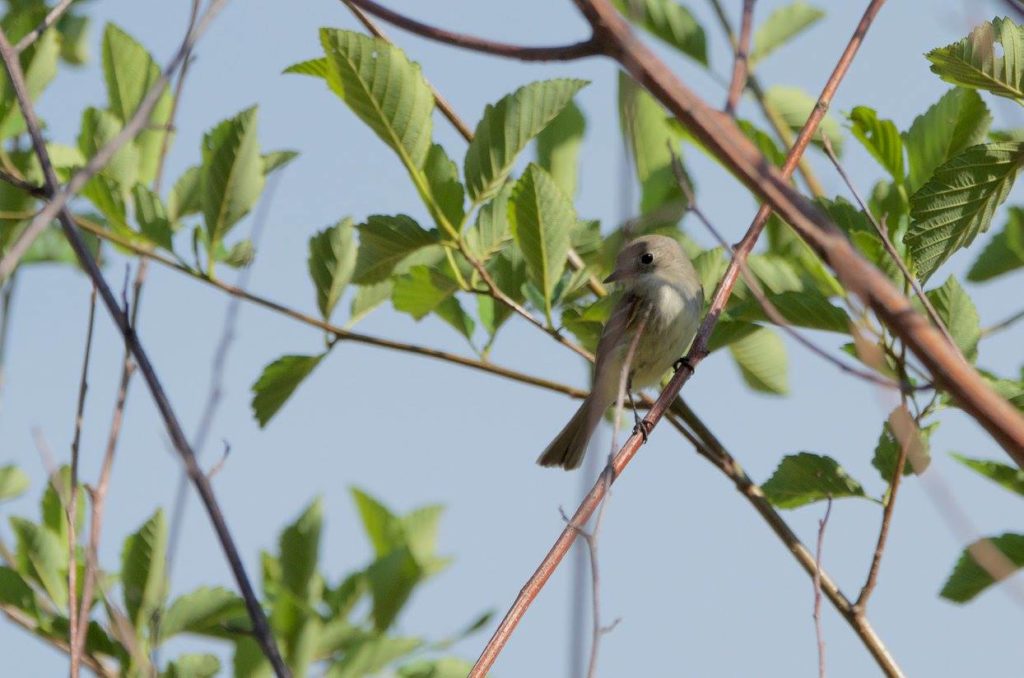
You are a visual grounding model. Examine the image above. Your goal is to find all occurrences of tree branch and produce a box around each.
[814,498,833,678]
[342,0,603,61]
[14,0,75,53]
[724,0,755,115]
[0,21,289,677]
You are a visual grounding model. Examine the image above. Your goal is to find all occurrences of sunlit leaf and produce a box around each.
[536,100,585,198]
[940,533,1024,603]
[728,325,788,394]
[764,85,843,154]
[849,106,904,182]
[9,517,66,608]
[0,29,58,140]
[730,289,850,333]
[121,509,167,630]
[201,106,264,253]
[926,18,1024,103]
[750,1,824,66]
[352,215,438,284]
[952,454,1024,497]
[132,184,174,250]
[763,452,868,509]
[423,144,465,229]
[0,465,29,502]
[925,276,980,361]
[903,87,991,193]
[164,654,221,678]
[161,586,246,638]
[612,0,706,64]
[308,218,357,320]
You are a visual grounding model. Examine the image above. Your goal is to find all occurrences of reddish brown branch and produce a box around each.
[342,0,602,61]
[725,0,755,115]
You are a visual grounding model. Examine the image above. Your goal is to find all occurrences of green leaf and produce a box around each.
[328,635,421,678]
[612,0,707,64]
[121,509,167,630]
[366,548,422,631]
[536,100,585,198]
[133,184,174,250]
[58,14,90,65]
[903,87,991,193]
[763,85,843,154]
[263,150,299,175]
[282,57,329,80]
[952,454,1024,497]
[78,106,139,188]
[161,586,246,638]
[9,517,66,608]
[477,252,525,339]
[0,29,58,140]
[233,637,274,678]
[872,407,934,481]
[508,164,574,321]
[423,144,465,231]
[0,465,29,502]
[348,281,393,327]
[250,354,325,427]
[201,107,264,252]
[925,276,980,361]
[400,504,445,569]
[40,466,85,545]
[967,205,1024,281]
[0,566,37,616]
[464,79,587,203]
[750,1,825,66]
[392,266,459,320]
[738,119,787,167]
[308,219,357,320]
[221,239,255,268]
[350,488,403,557]
[280,498,323,602]
[906,142,1024,281]
[848,106,904,182]
[728,326,788,394]
[164,654,221,678]
[762,452,868,509]
[168,165,201,221]
[319,29,434,169]
[352,215,438,284]
[940,533,1024,603]
[398,658,475,678]
[464,183,512,261]
[101,23,171,183]
[730,289,850,333]
[926,18,1024,103]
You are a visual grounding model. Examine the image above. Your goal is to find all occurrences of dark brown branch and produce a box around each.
[725,0,755,115]
[814,498,833,678]
[0,25,290,678]
[0,167,46,198]
[343,0,602,61]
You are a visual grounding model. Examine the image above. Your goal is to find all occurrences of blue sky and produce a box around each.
[3,0,1024,676]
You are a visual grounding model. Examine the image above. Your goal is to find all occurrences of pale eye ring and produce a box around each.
[640,252,654,265]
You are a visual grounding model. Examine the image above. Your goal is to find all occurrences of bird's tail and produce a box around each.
[537,397,601,470]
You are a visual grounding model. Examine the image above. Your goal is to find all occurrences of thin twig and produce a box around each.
[67,285,97,678]
[820,138,960,353]
[814,497,833,678]
[0,167,46,198]
[343,0,602,61]
[0,273,16,407]
[14,0,75,53]
[725,0,755,115]
[1,604,112,677]
[981,307,1024,337]
[0,21,289,677]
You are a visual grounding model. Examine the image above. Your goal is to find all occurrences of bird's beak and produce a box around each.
[603,269,623,284]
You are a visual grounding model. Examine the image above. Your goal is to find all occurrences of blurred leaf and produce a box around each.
[536,100,585,198]
[348,281,393,327]
[263,150,298,175]
[366,547,421,631]
[9,517,66,608]
[221,239,255,268]
[464,183,512,261]
[0,465,29,502]
[78,106,139,188]
[940,533,1024,603]
[612,0,706,64]
[400,504,445,570]
[121,508,167,630]
[925,276,980,361]
[952,454,1024,497]
[201,106,264,253]
[730,289,850,333]
[0,29,58,139]
[907,142,1024,281]
[477,252,525,338]
[706,319,759,352]
[747,254,804,294]
[40,466,85,545]
[763,452,868,509]
[161,586,246,638]
[168,165,201,221]
[848,106,904,182]
[750,1,825,66]
[927,18,1024,103]
[728,325,788,394]
[280,498,323,602]
[464,79,587,203]
[318,30,433,169]
[58,14,90,65]
[80,174,132,240]
[133,184,174,250]
[873,407,935,481]
[325,571,367,619]
[328,635,421,678]
[308,218,357,320]
[398,658,475,678]
[509,164,574,321]
[738,119,786,167]
[423,144,465,229]
[251,354,325,427]
[351,488,403,558]
[903,87,991,193]
[233,637,273,678]
[0,566,37,616]
[163,654,221,678]
[764,85,843,154]
[353,215,437,284]
[967,205,1024,281]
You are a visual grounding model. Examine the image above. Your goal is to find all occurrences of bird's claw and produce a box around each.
[633,419,653,443]
[673,356,694,374]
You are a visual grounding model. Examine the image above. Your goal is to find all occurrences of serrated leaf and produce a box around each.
[250,354,324,427]
[925,276,980,361]
[906,142,1024,281]
[952,454,1024,497]
[731,289,850,333]
[536,100,585,198]
[465,183,512,261]
[849,106,904,182]
[751,1,824,66]
[465,79,587,203]
[201,106,264,252]
[121,509,167,630]
[762,452,868,508]
[940,533,1024,603]
[168,165,201,221]
[78,106,139,188]
[0,465,29,501]
[728,326,788,394]
[161,586,246,638]
[612,0,706,64]
[423,144,465,229]
[132,184,173,250]
[0,29,58,140]
[283,57,329,80]
[904,87,991,193]
[319,29,434,170]
[764,85,843,154]
[308,219,356,320]
[968,205,1024,281]
[164,654,221,678]
[352,215,438,284]
[9,517,66,608]
[873,406,934,481]
[508,164,573,321]
[926,18,1024,103]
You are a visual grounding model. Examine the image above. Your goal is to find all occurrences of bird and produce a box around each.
[537,234,704,470]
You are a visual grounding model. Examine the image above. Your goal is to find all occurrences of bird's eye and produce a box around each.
[640,252,654,265]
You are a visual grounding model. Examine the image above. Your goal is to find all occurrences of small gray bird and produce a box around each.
[538,235,704,470]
